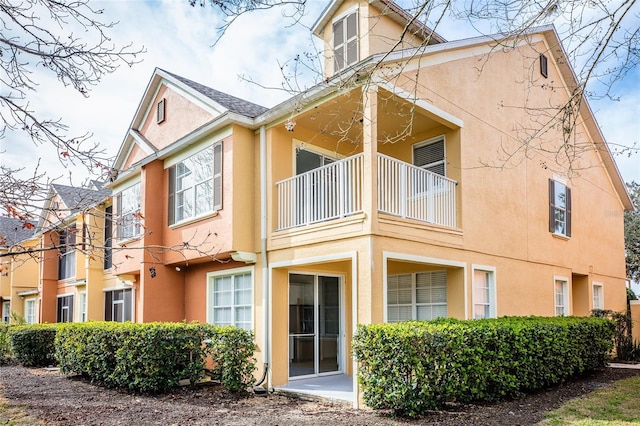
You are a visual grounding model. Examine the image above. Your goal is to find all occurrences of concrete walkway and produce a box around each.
[609,362,640,369]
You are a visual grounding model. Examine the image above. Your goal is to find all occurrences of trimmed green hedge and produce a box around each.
[8,324,58,367]
[0,324,11,365]
[55,322,256,393]
[352,316,614,417]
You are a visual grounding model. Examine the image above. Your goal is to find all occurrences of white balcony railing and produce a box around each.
[378,154,457,227]
[276,154,364,230]
[276,153,457,231]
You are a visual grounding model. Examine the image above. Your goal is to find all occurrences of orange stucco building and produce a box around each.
[0,0,633,408]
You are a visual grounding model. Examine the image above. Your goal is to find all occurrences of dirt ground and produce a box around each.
[1,365,639,426]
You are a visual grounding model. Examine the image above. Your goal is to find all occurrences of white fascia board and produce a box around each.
[375,81,463,129]
[128,130,158,155]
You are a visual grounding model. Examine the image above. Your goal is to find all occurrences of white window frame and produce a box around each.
[472,265,497,319]
[413,136,446,176]
[206,267,254,331]
[168,142,222,226]
[25,298,36,324]
[554,277,570,316]
[58,225,77,280]
[2,301,10,324]
[549,177,571,238]
[104,288,134,322]
[386,271,448,322]
[56,293,74,323]
[78,291,87,322]
[116,182,142,240]
[332,7,359,72]
[592,282,604,311]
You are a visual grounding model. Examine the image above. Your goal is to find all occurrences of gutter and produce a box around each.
[259,125,270,387]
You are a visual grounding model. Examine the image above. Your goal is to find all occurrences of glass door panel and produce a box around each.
[319,276,340,374]
[289,273,341,378]
[289,274,315,377]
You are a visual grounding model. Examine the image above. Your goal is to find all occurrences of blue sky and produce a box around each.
[1,0,638,188]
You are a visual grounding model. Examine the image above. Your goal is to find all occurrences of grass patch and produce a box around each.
[541,375,640,425]
[0,396,42,426]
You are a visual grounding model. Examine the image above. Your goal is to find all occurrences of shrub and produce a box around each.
[203,326,257,392]
[8,324,57,367]
[55,322,256,393]
[352,316,614,417]
[0,324,11,364]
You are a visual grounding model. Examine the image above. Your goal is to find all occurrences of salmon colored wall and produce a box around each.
[138,85,214,151]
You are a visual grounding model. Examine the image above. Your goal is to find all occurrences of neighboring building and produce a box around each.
[2,0,633,408]
[0,216,37,323]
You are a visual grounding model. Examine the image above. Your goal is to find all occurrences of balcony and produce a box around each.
[276,154,457,231]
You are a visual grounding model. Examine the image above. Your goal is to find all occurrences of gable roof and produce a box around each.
[0,216,37,247]
[312,0,446,44]
[162,70,268,118]
[50,184,111,214]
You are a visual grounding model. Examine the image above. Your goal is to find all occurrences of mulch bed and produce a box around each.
[1,365,638,425]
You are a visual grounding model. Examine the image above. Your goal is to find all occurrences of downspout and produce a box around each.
[255,124,270,390]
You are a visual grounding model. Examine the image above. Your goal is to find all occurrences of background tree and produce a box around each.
[626,181,640,282]
[0,0,143,221]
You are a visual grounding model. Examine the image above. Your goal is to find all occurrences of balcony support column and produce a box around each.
[361,85,379,234]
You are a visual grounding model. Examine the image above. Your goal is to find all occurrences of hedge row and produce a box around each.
[55,322,256,393]
[352,316,615,417]
[0,324,12,365]
[8,324,57,367]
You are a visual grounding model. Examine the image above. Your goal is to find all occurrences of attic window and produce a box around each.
[333,10,358,72]
[157,98,166,123]
[540,54,548,78]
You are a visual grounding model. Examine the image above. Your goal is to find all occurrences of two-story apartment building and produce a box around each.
[1,0,631,406]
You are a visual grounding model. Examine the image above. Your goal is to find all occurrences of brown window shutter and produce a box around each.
[565,187,572,237]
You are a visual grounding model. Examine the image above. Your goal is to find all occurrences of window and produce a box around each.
[473,268,496,319]
[555,278,569,316]
[58,226,76,280]
[25,299,36,324]
[333,10,358,72]
[387,271,447,322]
[104,289,133,322]
[207,269,253,331]
[104,205,113,269]
[2,301,9,324]
[540,54,548,78]
[79,291,87,322]
[593,282,604,310]
[295,148,335,174]
[549,179,571,237]
[157,98,166,123]
[56,295,74,323]
[168,142,222,225]
[414,137,445,176]
[116,183,141,239]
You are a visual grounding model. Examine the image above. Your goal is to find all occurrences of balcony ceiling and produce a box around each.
[292,87,443,146]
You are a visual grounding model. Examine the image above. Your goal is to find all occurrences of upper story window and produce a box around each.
[413,137,445,176]
[116,183,141,240]
[168,142,222,225]
[157,98,166,123]
[549,179,571,237]
[333,10,358,72]
[58,226,76,280]
[104,205,113,269]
